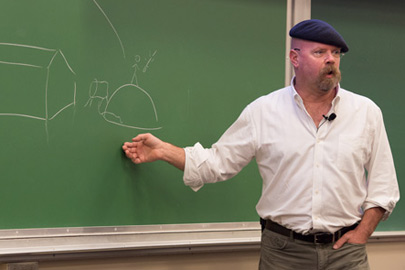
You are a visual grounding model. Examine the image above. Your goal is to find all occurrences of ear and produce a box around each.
[289,49,299,68]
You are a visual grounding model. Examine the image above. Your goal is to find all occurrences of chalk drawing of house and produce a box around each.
[0,43,76,131]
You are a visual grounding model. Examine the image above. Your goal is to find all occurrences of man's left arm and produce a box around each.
[333,105,400,250]
[333,207,385,249]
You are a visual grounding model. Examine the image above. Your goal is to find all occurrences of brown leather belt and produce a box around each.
[265,220,358,244]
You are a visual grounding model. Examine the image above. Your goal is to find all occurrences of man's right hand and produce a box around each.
[122,133,185,171]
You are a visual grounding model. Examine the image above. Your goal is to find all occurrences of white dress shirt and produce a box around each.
[183,81,399,234]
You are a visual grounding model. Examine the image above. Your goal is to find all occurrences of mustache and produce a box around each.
[320,65,340,76]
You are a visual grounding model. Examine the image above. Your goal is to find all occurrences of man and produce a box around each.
[123,19,399,269]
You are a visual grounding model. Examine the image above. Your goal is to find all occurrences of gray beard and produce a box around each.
[316,66,341,91]
[318,77,339,91]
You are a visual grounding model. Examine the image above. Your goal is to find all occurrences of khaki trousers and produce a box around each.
[259,229,370,270]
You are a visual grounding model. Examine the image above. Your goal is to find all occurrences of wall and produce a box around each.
[20,242,403,270]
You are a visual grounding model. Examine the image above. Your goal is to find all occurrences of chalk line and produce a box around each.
[93,0,126,59]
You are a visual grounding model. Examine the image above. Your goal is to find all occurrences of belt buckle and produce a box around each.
[313,233,334,244]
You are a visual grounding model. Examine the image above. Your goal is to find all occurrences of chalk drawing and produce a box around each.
[85,2,160,130]
[93,0,126,59]
[143,50,158,73]
[84,51,161,130]
[0,43,77,138]
[131,55,142,86]
[131,50,158,86]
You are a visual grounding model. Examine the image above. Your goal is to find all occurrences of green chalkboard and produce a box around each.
[0,0,286,229]
[312,0,405,231]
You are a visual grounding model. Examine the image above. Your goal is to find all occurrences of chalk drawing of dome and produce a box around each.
[85,79,161,130]
[103,83,160,130]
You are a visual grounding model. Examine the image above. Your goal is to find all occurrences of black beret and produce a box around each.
[289,19,349,53]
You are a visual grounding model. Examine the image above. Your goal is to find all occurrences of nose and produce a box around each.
[325,51,336,64]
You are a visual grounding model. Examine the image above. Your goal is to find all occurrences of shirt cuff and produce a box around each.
[183,143,207,192]
[363,201,396,221]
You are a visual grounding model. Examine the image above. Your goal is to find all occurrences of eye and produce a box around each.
[313,50,325,57]
[332,50,341,57]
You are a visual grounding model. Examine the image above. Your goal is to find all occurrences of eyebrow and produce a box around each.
[311,45,340,51]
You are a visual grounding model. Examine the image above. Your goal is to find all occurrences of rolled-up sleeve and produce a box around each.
[363,108,400,220]
[183,106,257,192]
[183,143,208,191]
